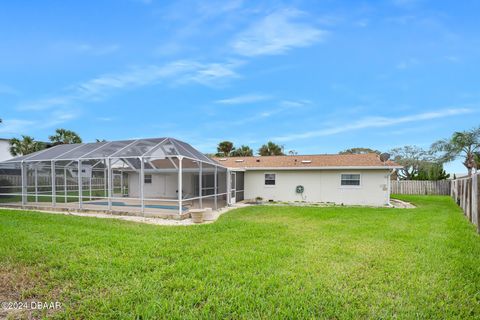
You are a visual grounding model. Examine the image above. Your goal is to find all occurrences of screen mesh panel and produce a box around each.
[26,144,81,161]
[113,138,166,157]
[57,142,109,160]
[2,138,225,169]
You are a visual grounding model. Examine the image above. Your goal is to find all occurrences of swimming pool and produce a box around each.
[85,201,187,211]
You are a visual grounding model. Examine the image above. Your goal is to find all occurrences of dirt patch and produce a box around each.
[0,265,63,319]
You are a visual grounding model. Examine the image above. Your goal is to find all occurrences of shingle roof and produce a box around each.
[213,153,401,169]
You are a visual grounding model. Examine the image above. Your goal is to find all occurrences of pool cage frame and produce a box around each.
[0,138,229,218]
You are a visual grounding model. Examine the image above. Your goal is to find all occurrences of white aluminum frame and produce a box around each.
[1,139,229,218]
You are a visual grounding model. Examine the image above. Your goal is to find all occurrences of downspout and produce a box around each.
[387,169,395,206]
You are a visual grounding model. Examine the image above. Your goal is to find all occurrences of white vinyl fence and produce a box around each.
[451,173,480,232]
[391,180,451,195]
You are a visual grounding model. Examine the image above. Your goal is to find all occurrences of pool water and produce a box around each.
[85,201,187,211]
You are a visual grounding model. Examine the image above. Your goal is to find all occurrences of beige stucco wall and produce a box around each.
[243,169,390,206]
[128,170,229,200]
[128,172,194,199]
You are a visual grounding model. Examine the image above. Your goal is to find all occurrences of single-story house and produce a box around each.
[0,138,401,219]
[0,138,13,162]
[215,154,401,206]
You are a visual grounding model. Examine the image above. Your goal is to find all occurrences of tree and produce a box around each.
[258,141,284,156]
[389,145,434,180]
[431,127,480,176]
[288,150,298,155]
[339,147,381,155]
[9,136,45,156]
[217,141,235,157]
[412,162,450,181]
[96,138,107,142]
[475,152,480,170]
[49,128,82,145]
[231,145,253,157]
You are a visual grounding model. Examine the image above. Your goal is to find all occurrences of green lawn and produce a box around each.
[1,195,480,319]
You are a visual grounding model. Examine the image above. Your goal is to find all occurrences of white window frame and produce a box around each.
[264,173,276,187]
[340,173,361,188]
[144,174,153,184]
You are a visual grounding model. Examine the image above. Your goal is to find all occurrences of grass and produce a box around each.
[1,195,480,319]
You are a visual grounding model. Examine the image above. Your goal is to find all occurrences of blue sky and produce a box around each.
[0,0,479,173]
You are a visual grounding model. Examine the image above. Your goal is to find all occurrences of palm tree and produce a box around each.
[232,145,253,156]
[217,141,235,157]
[9,136,45,156]
[49,128,82,145]
[258,141,284,156]
[475,153,480,171]
[431,127,480,176]
[339,147,381,155]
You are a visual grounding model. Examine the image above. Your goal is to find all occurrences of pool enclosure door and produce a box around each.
[229,172,236,204]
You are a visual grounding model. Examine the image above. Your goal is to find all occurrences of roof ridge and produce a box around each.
[214,153,379,158]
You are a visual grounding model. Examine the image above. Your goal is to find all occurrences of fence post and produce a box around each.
[476,175,480,233]
[467,179,471,221]
[472,174,478,229]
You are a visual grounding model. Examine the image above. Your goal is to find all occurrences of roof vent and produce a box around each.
[235,159,244,162]
[256,159,260,162]
[301,160,312,163]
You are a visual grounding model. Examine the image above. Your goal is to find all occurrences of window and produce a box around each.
[265,173,276,185]
[341,174,360,186]
[144,174,152,184]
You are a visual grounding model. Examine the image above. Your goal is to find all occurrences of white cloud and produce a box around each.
[396,58,420,70]
[154,42,184,56]
[230,98,310,125]
[231,9,326,56]
[51,42,120,56]
[96,117,114,122]
[215,94,271,105]
[392,0,423,8]
[197,0,244,16]
[279,99,311,108]
[444,55,460,63]
[273,108,474,142]
[38,109,79,129]
[0,83,19,95]
[176,61,242,86]
[0,119,36,135]
[0,108,79,137]
[19,60,242,111]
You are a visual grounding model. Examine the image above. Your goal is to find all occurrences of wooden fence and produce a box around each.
[451,173,480,232]
[391,180,451,195]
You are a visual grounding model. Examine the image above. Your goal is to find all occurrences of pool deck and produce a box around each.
[0,201,247,225]
[0,198,225,220]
